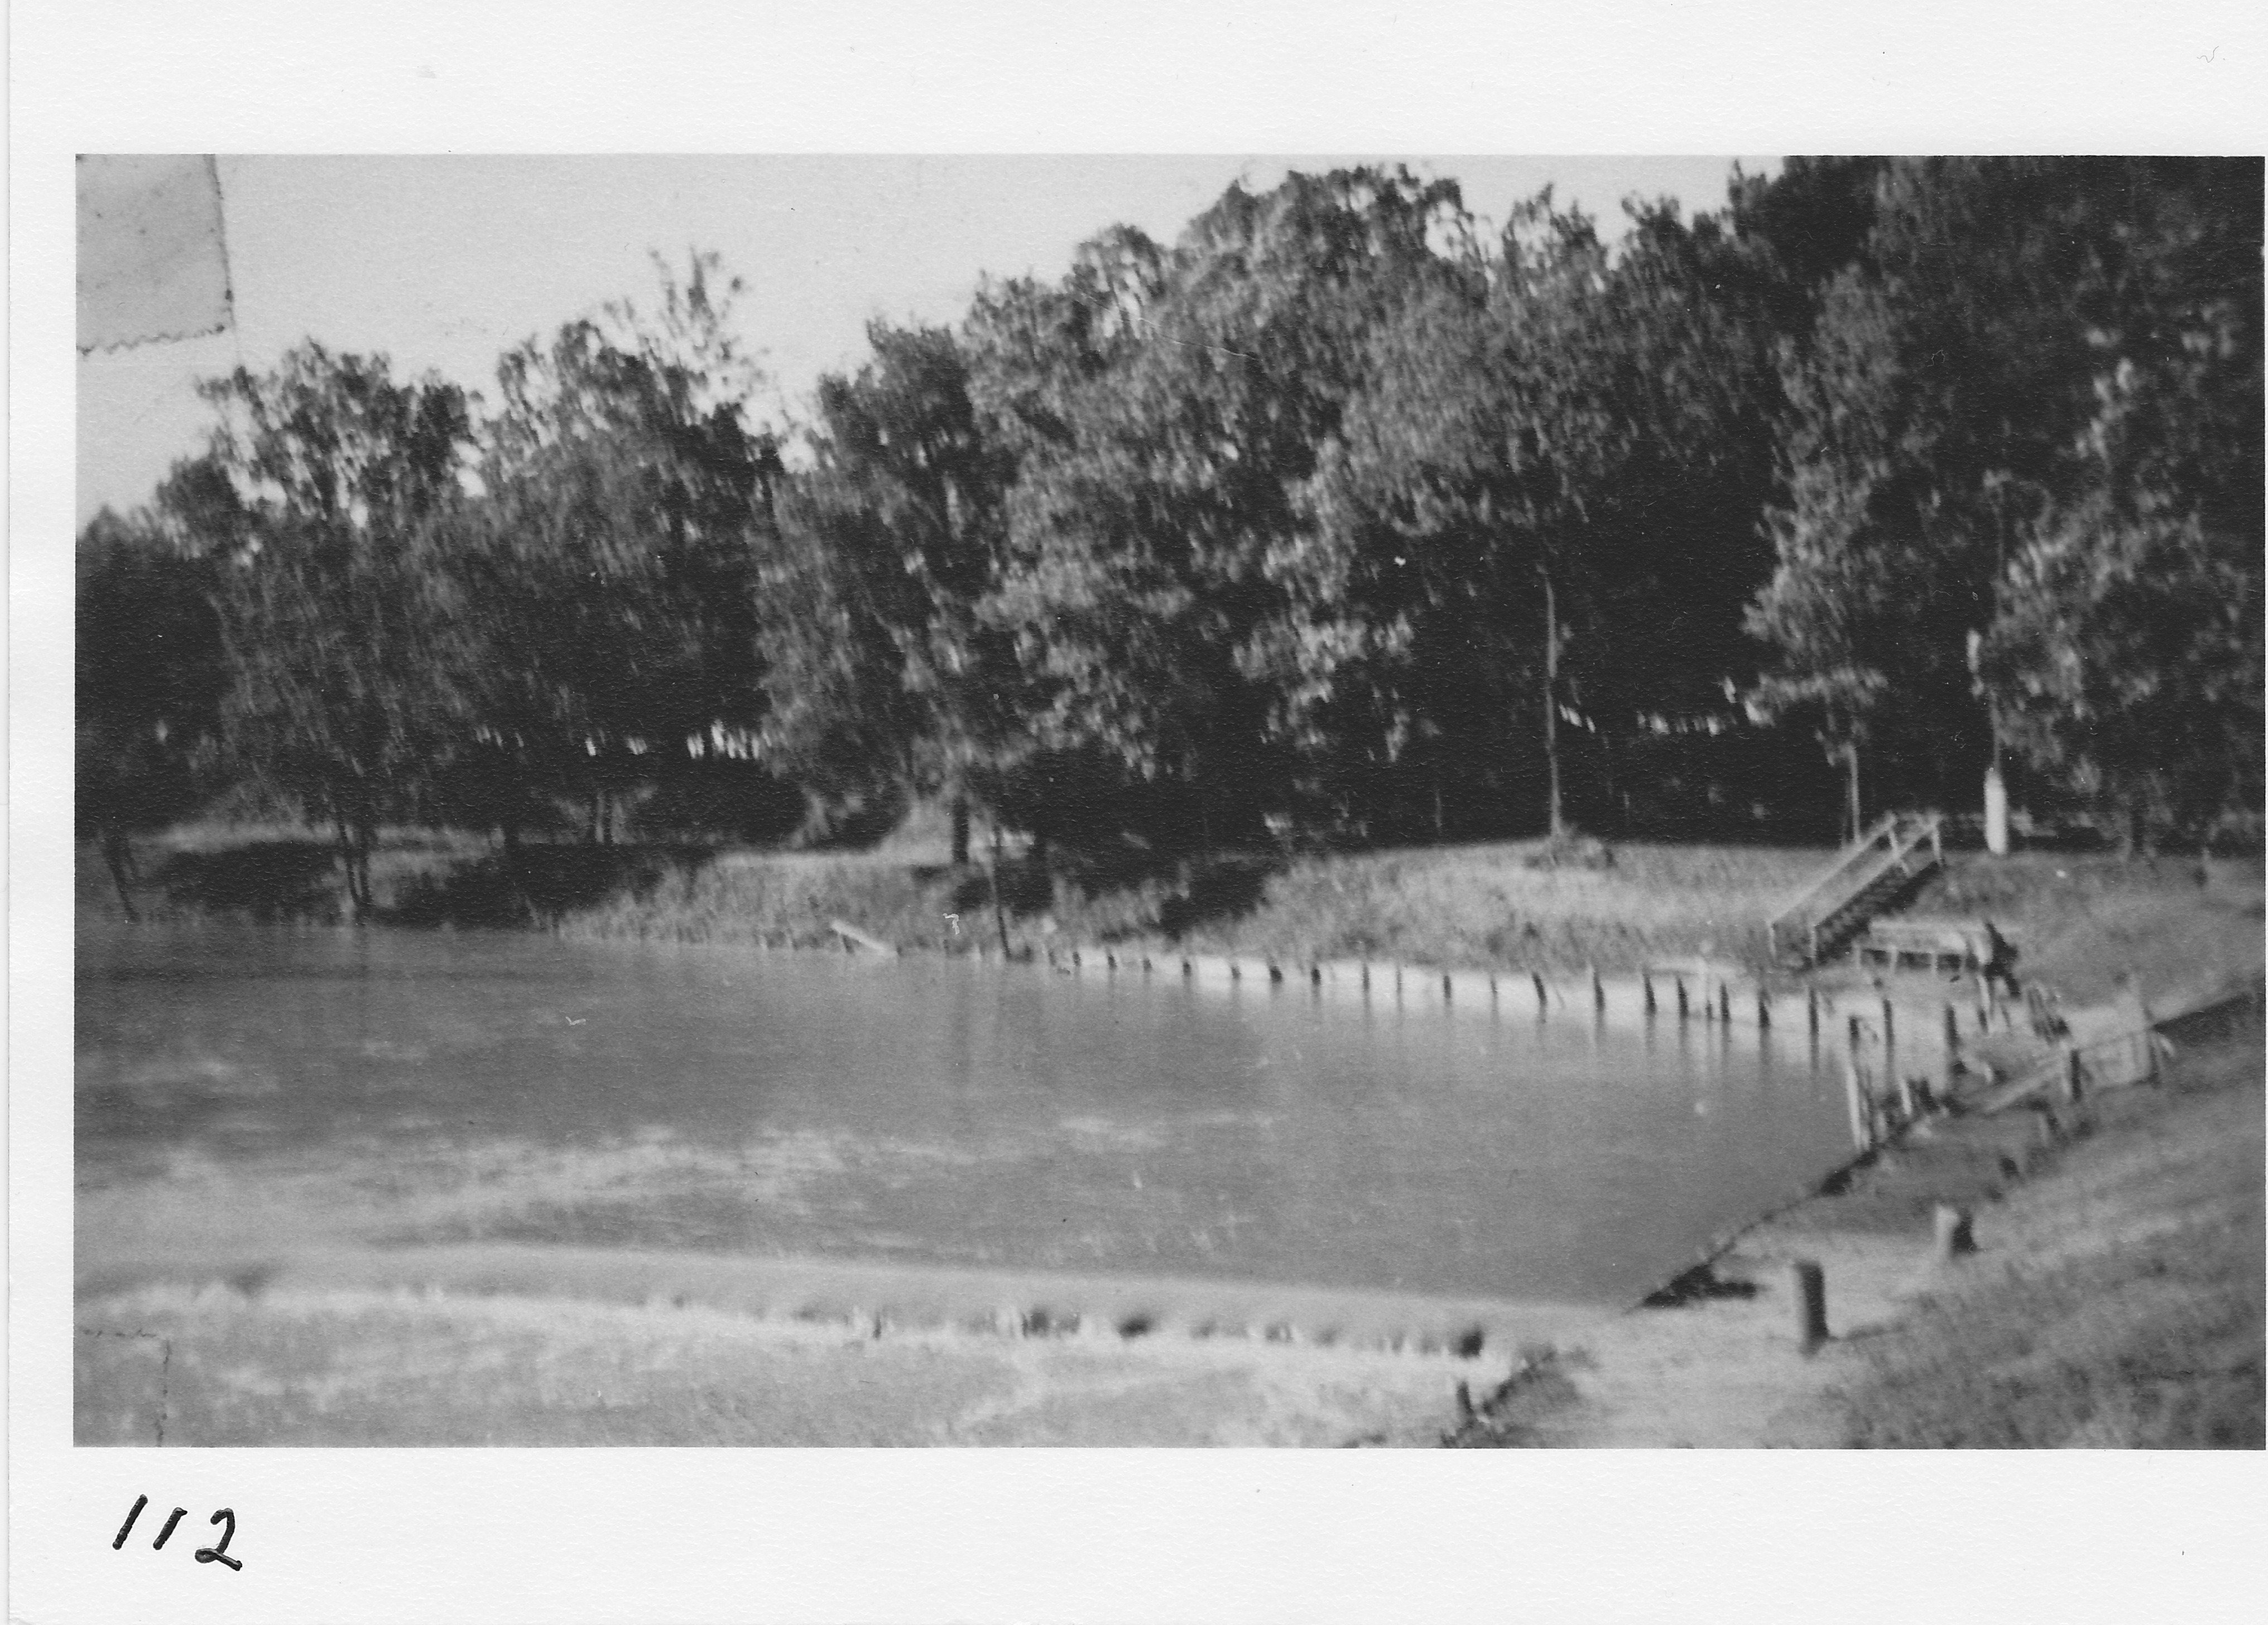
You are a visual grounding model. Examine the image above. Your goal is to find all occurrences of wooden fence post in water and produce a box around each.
[1532,971,1548,1013]
[1895,1070,1921,1122]
[1943,1003,1960,1065]
[1844,1061,1874,1152]
[1675,978,1689,1021]
[1642,972,1656,1015]
[1880,997,1896,1049]
[2062,1044,2085,1104]
[1719,982,1733,1024]
[1808,987,1820,1037]
[1589,964,1604,1013]
[1792,1259,1828,1354]
[1934,1204,1975,1258]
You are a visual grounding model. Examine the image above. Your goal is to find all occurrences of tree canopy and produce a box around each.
[1748,157,2264,849]
[93,160,2262,893]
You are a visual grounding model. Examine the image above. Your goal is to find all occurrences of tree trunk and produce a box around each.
[2122,801,2149,859]
[988,823,1012,955]
[334,816,357,914]
[100,826,140,923]
[1542,568,1565,840]
[1844,743,1862,845]
[355,821,378,918]
[950,794,971,867]
[501,821,539,924]
[335,815,373,920]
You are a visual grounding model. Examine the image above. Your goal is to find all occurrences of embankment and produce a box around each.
[1445,1002,2264,1449]
[570,839,1840,975]
[85,824,2261,999]
[76,824,2263,1447]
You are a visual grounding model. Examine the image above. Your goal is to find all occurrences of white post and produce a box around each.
[1984,765,2010,857]
[1844,1061,1873,1152]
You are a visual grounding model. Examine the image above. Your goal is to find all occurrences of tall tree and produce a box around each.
[1976,159,2264,849]
[761,323,1021,862]
[462,252,780,846]
[176,344,476,914]
[1311,194,1786,839]
[1979,503,2261,852]
[973,168,1469,849]
[76,507,225,915]
[1749,157,2264,842]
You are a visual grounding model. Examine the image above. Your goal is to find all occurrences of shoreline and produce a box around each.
[73,829,2265,1445]
[1449,992,2264,1447]
[78,996,2258,1448]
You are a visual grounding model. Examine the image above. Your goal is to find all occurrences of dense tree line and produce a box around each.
[78,160,2262,910]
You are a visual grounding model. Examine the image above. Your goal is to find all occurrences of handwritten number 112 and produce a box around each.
[112,1494,242,1570]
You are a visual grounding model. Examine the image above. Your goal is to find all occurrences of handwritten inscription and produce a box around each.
[112,1495,242,1570]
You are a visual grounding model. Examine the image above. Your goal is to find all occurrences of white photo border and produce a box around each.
[12,4,2266,1621]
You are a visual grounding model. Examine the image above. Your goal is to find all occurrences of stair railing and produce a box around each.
[1769,812,1944,966]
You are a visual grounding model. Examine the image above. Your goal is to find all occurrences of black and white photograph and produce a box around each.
[67,147,2265,1451]
[12,5,2267,1622]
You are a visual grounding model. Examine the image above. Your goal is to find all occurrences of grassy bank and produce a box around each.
[1441,1008,2264,1449]
[1904,850,2266,1009]
[572,838,1842,975]
[75,819,2264,1448]
[84,821,2264,999]
[1833,1012,2264,1447]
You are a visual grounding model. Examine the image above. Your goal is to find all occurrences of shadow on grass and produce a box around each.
[944,861,1054,920]
[388,844,708,928]
[937,847,1285,943]
[1154,859,1274,938]
[151,840,344,921]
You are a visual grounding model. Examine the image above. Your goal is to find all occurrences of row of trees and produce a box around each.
[1750,158,2262,850]
[79,159,2263,912]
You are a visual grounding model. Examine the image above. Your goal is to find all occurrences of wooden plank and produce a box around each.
[826,918,896,955]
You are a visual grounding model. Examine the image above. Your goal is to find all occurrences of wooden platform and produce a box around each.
[1855,916,1990,974]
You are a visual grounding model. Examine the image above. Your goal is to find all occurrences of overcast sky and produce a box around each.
[76,155,1774,524]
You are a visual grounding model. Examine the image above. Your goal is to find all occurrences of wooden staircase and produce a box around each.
[1768,812,1945,969]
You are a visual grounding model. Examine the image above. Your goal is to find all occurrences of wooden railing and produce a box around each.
[1969,1025,2163,1115]
[1767,812,1944,967]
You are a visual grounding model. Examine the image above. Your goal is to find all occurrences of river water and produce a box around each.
[76,921,1855,1307]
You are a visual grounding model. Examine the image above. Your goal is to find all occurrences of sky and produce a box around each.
[75,155,1774,525]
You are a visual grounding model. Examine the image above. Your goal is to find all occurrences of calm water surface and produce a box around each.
[77,921,1855,1305]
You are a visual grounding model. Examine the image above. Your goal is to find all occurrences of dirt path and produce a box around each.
[1452,1009,2263,1449]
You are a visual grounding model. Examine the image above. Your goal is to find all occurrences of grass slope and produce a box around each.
[572,839,1841,976]
[85,821,2264,997]
[1835,1020,2264,1448]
